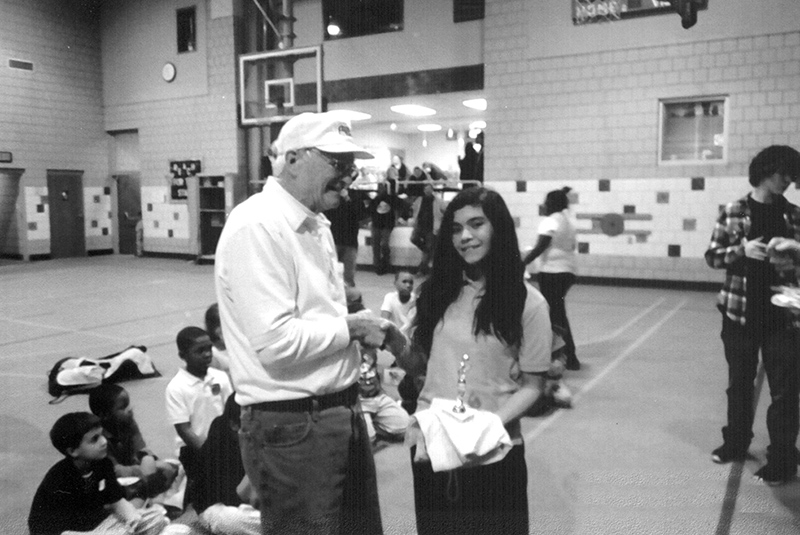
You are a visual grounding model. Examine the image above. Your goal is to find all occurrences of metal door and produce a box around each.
[47,171,86,258]
[116,174,142,255]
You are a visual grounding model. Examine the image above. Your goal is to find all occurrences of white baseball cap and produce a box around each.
[272,111,374,159]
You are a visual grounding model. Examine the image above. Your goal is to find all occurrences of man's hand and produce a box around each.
[346,310,390,348]
[743,236,768,260]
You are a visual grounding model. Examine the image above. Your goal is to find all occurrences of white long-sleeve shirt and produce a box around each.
[214,178,359,405]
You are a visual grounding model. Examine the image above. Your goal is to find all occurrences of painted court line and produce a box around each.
[525,298,688,443]
[576,297,666,347]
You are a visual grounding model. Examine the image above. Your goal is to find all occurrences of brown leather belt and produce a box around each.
[249,383,358,413]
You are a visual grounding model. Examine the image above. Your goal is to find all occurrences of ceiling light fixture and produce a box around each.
[469,120,486,130]
[462,98,487,111]
[417,124,442,132]
[390,123,398,131]
[326,17,341,37]
[391,104,436,117]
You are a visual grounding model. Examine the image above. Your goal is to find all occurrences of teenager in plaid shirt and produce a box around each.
[705,145,800,485]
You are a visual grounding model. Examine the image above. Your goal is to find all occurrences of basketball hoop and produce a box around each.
[573,0,623,25]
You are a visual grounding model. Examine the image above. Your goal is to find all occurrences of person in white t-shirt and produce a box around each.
[380,270,416,330]
[524,186,580,370]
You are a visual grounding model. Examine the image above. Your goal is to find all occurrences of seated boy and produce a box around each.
[165,327,232,490]
[380,270,416,331]
[88,383,179,502]
[28,412,169,535]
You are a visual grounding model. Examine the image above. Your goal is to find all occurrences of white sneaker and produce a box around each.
[551,380,573,408]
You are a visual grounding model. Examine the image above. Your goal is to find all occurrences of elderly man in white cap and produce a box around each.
[214,112,404,535]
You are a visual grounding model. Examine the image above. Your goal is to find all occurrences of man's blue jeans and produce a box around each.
[239,400,383,535]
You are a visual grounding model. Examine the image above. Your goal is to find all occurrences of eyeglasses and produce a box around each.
[309,148,359,180]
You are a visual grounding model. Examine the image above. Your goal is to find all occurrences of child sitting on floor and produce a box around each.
[165,327,232,497]
[28,412,170,535]
[89,383,179,503]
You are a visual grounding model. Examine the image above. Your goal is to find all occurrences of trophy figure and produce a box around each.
[453,354,470,413]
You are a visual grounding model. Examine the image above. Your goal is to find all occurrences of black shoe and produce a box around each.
[565,356,580,371]
[711,443,747,464]
[754,462,797,486]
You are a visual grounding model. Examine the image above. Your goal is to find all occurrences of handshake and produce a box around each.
[346,310,408,355]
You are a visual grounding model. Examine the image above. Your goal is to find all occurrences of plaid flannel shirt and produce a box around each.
[705,193,800,327]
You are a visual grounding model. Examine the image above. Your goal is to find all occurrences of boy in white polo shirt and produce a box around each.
[165,326,232,491]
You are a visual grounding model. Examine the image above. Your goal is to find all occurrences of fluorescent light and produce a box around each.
[391,104,436,117]
[462,98,487,111]
[390,123,398,131]
[417,124,442,132]
[469,120,486,130]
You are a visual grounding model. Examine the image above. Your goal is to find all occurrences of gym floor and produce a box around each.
[1,256,798,534]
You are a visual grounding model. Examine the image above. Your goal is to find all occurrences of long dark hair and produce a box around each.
[413,187,526,355]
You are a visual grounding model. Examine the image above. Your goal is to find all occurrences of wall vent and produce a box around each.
[8,59,33,71]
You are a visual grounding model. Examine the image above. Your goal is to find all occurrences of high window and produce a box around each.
[659,96,728,164]
[323,0,403,40]
[177,6,196,53]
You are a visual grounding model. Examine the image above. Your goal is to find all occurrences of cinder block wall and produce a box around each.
[0,0,108,257]
[102,0,242,256]
[483,0,800,283]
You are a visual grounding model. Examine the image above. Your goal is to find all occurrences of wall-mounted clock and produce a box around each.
[161,62,176,83]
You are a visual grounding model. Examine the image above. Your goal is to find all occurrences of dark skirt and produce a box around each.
[411,443,529,535]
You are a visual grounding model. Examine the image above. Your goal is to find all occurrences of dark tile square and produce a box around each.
[567,191,579,205]
[174,212,180,220]
[599,179,610,192]
[154,220,159,228]
[538,205,546,216]
[691,177,705,190]
[93,195,101,203]
[28,222,37,231]
[365,236,372,246]
[668,244,681,257]
[623,205,636,214]
[636,233,648,243]
[578,242,590,254]
[512,216,520,228]
[103,187,111,195]
[147,203,153,212]
[656,191,670,204]
[683,218,697,231]
[168,229,174,238]
[102,227,108,236]
[516,181,527,192]
[91,220,98,228]
[36,204,44,213]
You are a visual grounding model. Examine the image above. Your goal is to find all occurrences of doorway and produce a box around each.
[47,170,86,258]
[116,174,142,255]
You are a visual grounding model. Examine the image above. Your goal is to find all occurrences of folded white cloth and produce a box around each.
[407,398,512,472]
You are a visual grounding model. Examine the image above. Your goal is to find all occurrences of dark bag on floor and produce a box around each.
[47,345,160,404]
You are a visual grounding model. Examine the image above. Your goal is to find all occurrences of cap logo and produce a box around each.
[338,124,352,137]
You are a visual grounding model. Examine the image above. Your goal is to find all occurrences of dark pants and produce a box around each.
[239,400,383,535]
[371,226,392,274]
[411,444,529,535]
[720,317,800,466]
[538,272,577,360]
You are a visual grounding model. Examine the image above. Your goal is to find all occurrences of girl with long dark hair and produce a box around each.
[394,187,552,535]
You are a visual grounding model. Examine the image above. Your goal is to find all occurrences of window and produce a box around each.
[454,0,484,22]
[659,97,727,164]
[323,0,403,40]
[177,7,196,53]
